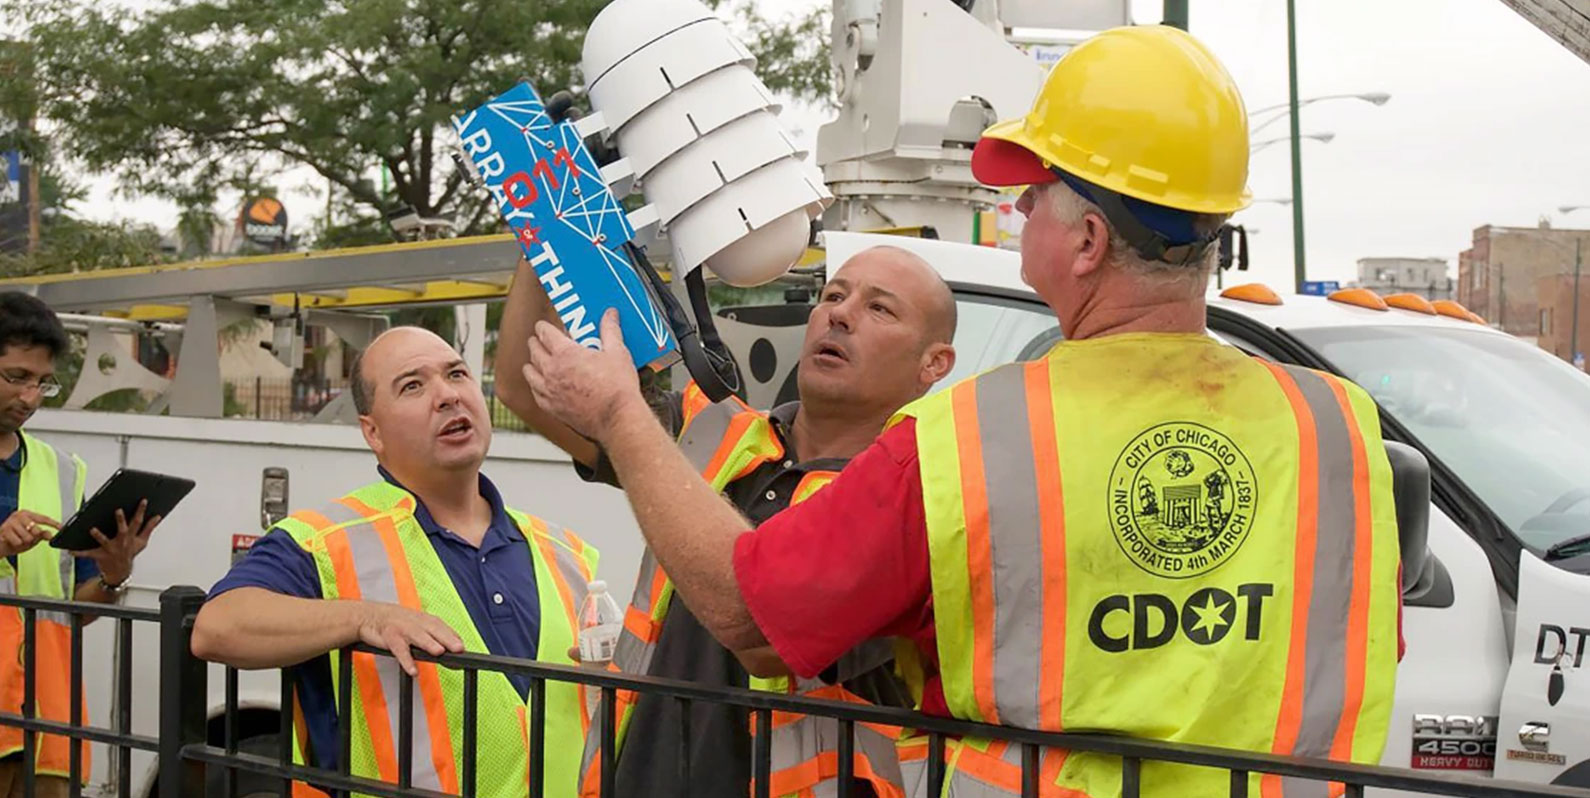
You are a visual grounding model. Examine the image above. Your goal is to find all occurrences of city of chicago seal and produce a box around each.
[1108,422,1258,578]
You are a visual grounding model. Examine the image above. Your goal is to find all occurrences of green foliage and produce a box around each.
[2,0,833,245]
[0,215,169,277]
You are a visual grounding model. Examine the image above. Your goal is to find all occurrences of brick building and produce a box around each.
[1457,222,1590,343]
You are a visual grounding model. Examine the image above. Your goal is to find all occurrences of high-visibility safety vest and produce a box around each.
[890,334,1401,798]
[580,382,905,798]
[280,479,597,798]
[0,430,88,782]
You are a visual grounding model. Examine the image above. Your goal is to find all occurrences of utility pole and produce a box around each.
[1497,264,1505,331]
[1572,238,1583,368]
[24,113,39,255]
[1163,0,1189,30]
[1286,0,1306,292]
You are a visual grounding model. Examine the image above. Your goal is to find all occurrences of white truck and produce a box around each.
[21,227,1590,797]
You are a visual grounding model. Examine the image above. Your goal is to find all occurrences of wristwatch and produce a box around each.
[97,574,128,595]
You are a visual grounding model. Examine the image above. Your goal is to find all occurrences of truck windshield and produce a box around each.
[1292,325,1590,552]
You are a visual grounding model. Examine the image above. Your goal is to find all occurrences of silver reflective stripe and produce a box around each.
[901,740,1024,798]
[1280,367,1362,798]
[538,521,591,603]
[971,366,1046,729]
[677,400,739,476]
[768,715,904,796]
[317,499,368,528]
[613,551,663,675]
[41,450,79,624]
[341,523,444,791]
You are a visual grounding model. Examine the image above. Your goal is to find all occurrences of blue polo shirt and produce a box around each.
[0,434,99,586]
[207,468,541,772]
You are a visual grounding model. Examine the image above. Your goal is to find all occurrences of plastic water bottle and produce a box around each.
[578,581,623,665]
[578,581,623,721]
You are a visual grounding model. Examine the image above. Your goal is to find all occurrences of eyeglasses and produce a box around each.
[0,372,62,398]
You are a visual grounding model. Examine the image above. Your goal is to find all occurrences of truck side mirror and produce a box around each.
[1386,441,1430,592]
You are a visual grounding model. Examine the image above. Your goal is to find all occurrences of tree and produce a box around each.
[2,0,832,245]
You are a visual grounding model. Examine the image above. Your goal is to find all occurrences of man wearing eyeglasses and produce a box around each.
[0,291,160,798]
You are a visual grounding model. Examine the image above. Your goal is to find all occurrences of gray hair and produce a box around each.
[1038,181,1229,284]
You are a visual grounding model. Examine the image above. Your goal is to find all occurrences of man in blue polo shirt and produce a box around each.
[191,326,597,797]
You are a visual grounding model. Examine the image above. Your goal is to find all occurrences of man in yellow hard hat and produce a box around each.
[516,25,1404,797]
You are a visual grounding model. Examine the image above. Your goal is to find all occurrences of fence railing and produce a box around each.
[0,591,163,798]
[3,587,1590,798]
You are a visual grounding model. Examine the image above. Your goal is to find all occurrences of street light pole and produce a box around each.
[1286,0,1306,292]
[1163,0,1189,30]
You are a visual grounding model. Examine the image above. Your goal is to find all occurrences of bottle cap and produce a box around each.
[587,580,608,594]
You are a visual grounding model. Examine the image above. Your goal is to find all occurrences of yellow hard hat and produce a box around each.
[971,25,1251,215]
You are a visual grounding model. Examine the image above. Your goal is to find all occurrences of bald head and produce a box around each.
[835,246,958,345]
[350,324,493,482]
[350,326,455,415]
[799,245,959,419]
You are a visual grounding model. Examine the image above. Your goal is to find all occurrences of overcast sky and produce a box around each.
[72,0,1590,290]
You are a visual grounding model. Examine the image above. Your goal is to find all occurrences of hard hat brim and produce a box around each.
[971,132,1058,188]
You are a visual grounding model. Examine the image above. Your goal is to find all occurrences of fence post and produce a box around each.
[159,586,209,798]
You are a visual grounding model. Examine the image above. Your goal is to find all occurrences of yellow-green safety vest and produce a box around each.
[580,383,905,798]
[279,479,597,798]
[890,334,1401,798]
[0,430,88,780]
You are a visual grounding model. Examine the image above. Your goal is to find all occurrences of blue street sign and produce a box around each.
[453,82,678,370]
[1300,280,1341,296]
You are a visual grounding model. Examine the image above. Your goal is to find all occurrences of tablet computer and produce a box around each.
[50,468,195,551]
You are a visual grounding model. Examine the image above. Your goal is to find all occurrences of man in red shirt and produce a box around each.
[522,24,1404,798]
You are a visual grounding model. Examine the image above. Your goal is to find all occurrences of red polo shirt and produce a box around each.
[731,419,1404,718]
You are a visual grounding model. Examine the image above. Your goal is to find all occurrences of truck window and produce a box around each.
[936,292,1061,390]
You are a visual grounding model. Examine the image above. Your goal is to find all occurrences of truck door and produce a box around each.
[1493,552,1590,786]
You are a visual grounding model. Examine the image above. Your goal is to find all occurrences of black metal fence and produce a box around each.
[0,591,162,798]
[3,587,1590,798]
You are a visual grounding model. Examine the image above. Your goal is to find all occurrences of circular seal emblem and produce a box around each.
[1108,422,1258,579]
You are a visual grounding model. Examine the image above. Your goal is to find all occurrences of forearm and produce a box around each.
[191,588,366,669]
[494,257,600,466]
[602,401,768,651]
[66,578,116,626]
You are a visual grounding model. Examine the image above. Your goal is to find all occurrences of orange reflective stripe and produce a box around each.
[681,382,711,425]
[323,528,400,784]
[951,380,1001,725]
[562,529,593,579]
[291,509,338,531]
[290,688,330,797]
[1258,361,1318,798]
[767,749,906,798]
[529,520,580,646]
[622,607,660,643]
[946,741,1017,791]
[361,509,460,794]
[942,741,1084,798]
[1025,359,1066,731]
[519,705,531,792]
[791,471,839,505]
[1325,375,1374,762]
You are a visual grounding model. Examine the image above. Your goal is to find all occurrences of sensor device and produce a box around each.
[452,83,679,371]
[581,0,831,288]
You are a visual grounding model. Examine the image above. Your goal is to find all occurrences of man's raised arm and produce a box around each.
[493,254,600,467]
